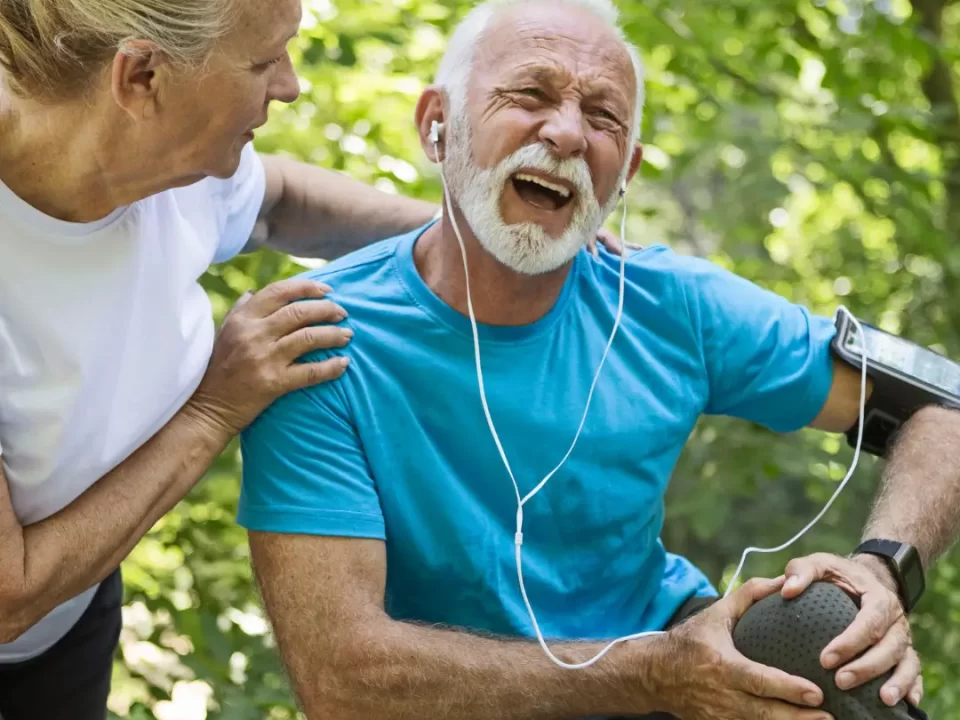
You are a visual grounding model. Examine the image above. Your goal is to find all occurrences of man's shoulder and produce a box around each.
[286,226,428,371]
[618,243,769,301]
[587,243,733,301]
[304,238,398,283]
[297,225,424,295]
[237,232,422,478]
[622,243,728,277]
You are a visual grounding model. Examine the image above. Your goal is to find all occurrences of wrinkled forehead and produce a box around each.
[472,4,637,106]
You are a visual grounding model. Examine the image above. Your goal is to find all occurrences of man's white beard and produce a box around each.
[443,107,625,276]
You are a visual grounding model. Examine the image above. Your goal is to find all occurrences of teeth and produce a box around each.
[514,173,572,198]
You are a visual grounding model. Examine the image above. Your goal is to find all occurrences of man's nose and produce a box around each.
[271,55,301,105]
[538,104,588,159]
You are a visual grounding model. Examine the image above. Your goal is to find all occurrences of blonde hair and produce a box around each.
[0,0,235,100]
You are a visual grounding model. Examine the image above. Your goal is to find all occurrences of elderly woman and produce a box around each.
[0,0,445,717]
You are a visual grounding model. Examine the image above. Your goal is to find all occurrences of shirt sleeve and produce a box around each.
[680,257,837,433]
[208,143,267,265]
[238,372,386,540]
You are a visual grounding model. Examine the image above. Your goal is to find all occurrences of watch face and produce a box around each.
[903,559,925,594]
[894,545,926,607]
[858,540,926,610]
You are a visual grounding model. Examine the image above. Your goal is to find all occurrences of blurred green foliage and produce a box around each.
[110,0,960,717]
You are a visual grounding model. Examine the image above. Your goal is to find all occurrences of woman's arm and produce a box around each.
[249,154,438,260]
[0,278,350,641]
[0,402,234,640]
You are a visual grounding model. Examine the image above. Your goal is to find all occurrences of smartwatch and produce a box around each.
[854,539,926,613]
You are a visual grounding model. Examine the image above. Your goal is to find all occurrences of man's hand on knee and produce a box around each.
[781,552,922,707]
[653,577,832,720]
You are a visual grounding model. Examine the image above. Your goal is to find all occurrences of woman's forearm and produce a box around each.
[0,402,231,641]
[0,267,356,644]
[256,154,438,260]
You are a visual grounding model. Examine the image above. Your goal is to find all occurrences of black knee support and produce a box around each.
[733,581,928,720]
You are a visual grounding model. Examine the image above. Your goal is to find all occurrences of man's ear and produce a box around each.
[625,144,644,185]
[415,86,446,163]
[110,41,168,120]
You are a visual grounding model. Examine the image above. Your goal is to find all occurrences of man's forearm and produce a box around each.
[0,402,231,640]
[862,405,960,568]
[255,155,437,260]
[293,618,663,720]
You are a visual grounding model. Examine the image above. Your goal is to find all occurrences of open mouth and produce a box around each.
[511,172,575,211]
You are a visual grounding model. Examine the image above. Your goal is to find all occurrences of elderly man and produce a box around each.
[238,1,957,717]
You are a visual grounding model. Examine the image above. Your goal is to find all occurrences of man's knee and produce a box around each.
[733,581,923,719]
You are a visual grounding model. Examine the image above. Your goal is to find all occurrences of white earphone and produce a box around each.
[428,122,868,669]
[430,120,444,146]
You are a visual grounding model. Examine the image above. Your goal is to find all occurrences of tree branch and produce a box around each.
[909,0,960,338]
[910,0,960,214]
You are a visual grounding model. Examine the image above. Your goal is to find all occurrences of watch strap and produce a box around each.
[854,539,925,612]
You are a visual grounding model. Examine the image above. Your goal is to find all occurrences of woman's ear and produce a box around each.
[415,86,446,163]
[110,40,167,120]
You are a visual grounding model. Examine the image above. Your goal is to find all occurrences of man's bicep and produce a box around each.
[249,533,388,705]
[238,375,386,541]
[692,260,837,433]
[239,375,398,713]
[808,355,875,433]
[250,532,387,630]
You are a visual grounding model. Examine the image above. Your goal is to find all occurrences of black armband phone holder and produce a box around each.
[831,313,960,457]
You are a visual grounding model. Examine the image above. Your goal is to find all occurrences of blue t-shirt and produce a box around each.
[238,222,836,640]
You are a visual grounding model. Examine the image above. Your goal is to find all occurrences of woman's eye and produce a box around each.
[255,56,283,71]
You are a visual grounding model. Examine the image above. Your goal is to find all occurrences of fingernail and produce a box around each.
[884,686,901,705]
[339,357,350,368]
[803,691,822,706]
[342,329,354,338]
[317,283,333,292]
[785,576,802,591]
[910,689,921,705]
[836,671,854,689]
[823,652,840,669]
[337,311,348,321]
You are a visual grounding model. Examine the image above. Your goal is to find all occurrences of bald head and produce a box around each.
[435,0,644,144]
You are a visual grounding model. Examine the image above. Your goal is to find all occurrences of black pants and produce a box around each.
[0,569,122,720]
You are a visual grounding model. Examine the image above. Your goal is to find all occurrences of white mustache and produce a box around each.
[497,144,595,204]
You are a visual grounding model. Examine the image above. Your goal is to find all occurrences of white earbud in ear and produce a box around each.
[430,121,444,145]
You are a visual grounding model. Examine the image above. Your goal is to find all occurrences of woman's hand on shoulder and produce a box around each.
[188,278,353,436]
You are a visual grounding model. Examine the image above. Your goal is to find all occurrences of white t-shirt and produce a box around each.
[0,144,266,662]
